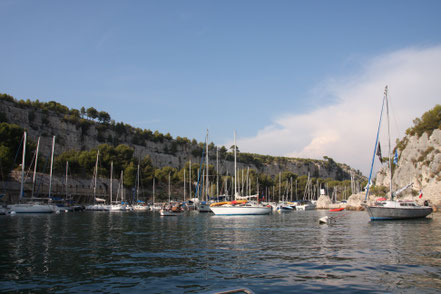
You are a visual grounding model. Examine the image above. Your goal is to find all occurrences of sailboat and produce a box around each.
[150,177,161,211]
[106,161,122,211]
[363,86,432,220]
[210,131,272,215]
[160,173,183,216]
[198,130,213,212]
[133,164,148,211]
[85,150,107,211]
[8,133,57,213]
[295,173,316,211]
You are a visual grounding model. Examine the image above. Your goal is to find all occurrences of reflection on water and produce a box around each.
[1,211,441,293]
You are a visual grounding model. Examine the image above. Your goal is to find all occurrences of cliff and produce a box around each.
[0,96,364,182]
[376,129,441,208]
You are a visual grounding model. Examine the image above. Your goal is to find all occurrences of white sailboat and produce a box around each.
[133,164,148,211]
[8,133,57,213]
[198,130,213,213]
[85,150,107,211]
[150,177,161,211]
[363,86,432,220]
[295,173,316,211]
[210,131,272,215]
[107,161,123,211]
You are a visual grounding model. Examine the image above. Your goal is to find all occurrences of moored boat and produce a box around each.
[210,200,272,215]
[209,132,271,216]
[329,207,344,212]
[160,202,183,216]
[365,199,432,220]
[8,202,57,213]
[363,86,433,221]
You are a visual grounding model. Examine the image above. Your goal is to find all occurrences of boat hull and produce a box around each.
[7,203,57,213]
[210,206,272,215]
[296,204,316,211]
[329,208,345,212]
[366,206,433,220]
[160,209,181,216]
[132,205,148,211]
[198,204,212,213]
[85,204,108,211]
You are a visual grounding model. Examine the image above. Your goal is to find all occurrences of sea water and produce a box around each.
[1,210,440,293]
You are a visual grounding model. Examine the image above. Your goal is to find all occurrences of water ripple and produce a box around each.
[1,211,441,293]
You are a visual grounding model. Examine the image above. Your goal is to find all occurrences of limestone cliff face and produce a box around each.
[0,99,363,181]
[376,129,441,207]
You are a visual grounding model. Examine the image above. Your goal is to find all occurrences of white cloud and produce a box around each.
[234,45,441,176]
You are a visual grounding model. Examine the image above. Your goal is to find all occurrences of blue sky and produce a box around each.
[1,0,441,175]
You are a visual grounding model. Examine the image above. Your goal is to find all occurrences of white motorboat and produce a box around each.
[276,203,294,212]
[295,201,316,211]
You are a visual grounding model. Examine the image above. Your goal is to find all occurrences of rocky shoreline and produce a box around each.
[315,192,439,212]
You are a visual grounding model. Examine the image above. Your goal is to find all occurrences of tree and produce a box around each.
[230,145,239,153]
[154,166,177,182]
[164,132,172,140]
[124,162,137,188]
[114,122,126,135]
[86,107,98,120]
[153,130,164,142]
[140,155,155,185]
[97,111,111,124]
[70,109,81,118]
[0,123,36,179]
[80,107,86,118]
[407,104,441,137]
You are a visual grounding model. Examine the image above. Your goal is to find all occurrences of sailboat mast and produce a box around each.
[153,177,155,205]
[121,170,124,203]
[136,164,140,204]
[168,172,171,203]
[110,161,113,204]
[189,160,191,198]
[385,86,394,200]
[290,177,293,202]
[234,130,237,200]
[93,150,99,204]
[184,168,186,202]
[31,136,40,199]
[19,131,26,200]
[246,167,249,195]
[48,136,55,199]
[65,161,69,200]
[205,129,209,202]
[364,88,386,201]
[216,147,219,199]
[257,177,259,196]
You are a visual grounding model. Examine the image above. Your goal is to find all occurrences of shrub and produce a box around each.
[406,104,441,138]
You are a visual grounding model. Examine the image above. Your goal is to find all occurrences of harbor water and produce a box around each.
[1,210,441,293]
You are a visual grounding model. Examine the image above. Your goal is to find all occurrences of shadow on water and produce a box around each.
[0,211,440,293]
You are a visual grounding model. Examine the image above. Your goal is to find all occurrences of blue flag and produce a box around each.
[393,150,398,165]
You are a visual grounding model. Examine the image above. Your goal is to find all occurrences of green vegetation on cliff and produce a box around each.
[0,93,364,201]
[396,104,441,152]
[0,93,359,178]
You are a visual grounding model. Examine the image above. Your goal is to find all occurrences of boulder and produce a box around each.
[316,195,332,209]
